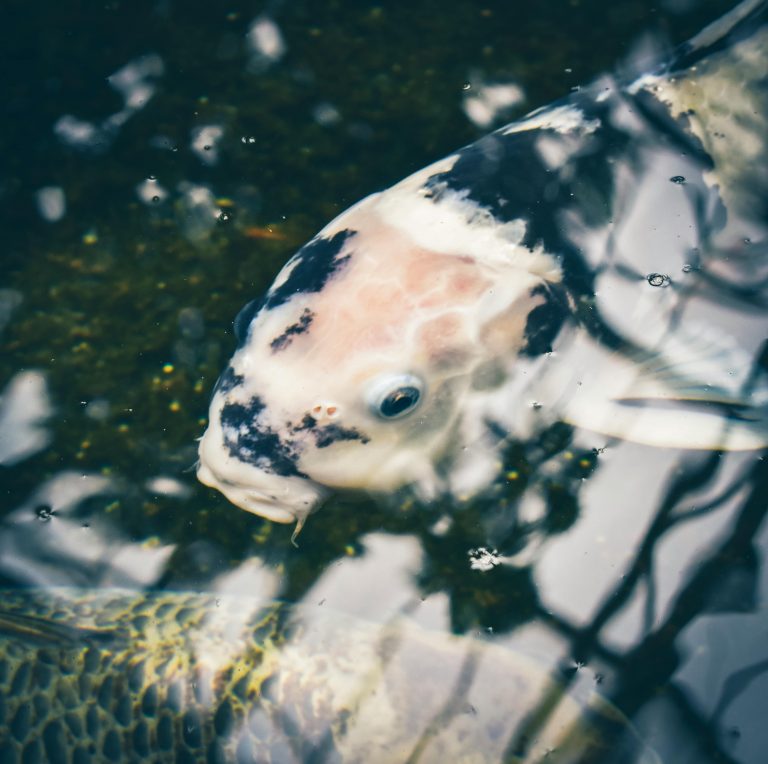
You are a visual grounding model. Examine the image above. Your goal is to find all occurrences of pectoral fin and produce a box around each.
[538,326,767,451]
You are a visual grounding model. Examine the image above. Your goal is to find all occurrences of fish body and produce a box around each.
[198,0,768,529]
[0,588,656,763]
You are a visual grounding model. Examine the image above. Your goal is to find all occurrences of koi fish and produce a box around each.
[0,587,658,764]
[198,0,768,535]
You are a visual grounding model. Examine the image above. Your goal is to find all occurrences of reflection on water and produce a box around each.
[1,0,766,762]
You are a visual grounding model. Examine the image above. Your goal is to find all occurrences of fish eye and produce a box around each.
[367,374,424,420]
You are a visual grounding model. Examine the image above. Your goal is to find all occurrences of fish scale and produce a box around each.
[0,588,657,763]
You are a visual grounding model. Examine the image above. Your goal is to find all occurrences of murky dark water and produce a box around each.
[2,0,767,762]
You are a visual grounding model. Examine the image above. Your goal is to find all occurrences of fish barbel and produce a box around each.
[0,588,657,763]
[197,0,768,532]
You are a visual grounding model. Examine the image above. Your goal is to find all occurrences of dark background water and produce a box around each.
[2,1,767,762]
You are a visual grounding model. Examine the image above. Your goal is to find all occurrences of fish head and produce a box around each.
[197,189,557,526]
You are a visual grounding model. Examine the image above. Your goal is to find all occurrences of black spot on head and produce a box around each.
[233,296,266,348]
[270,309,315,353]
[264,230,355,310]
[522,286,570,357]
[291,415,369,448]
[220,398,306,478]
[313,425,370,449]
[294,414,317,432]
[213,366,244,395]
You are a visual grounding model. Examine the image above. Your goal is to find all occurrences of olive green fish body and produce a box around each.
[0,589,655,763]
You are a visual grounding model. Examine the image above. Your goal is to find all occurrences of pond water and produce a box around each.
[2,0,767,762]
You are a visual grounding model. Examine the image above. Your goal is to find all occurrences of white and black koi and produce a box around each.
[198,0,768,536]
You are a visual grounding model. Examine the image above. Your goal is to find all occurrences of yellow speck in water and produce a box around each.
[197,417,208,426]
[162,363,175,374]
[82,230,98,245]
[506,470,519,480]
[579,458,592,468]
[563,451,574,460]
[101,466,113,476]
[117,423,130,433]
[105,500,120,513]
[193,380,204,393]
[216,197,235,208]
[344,545,356,557]
[81,440,91,449]
[142,536,162,549]
[169,401,181,412]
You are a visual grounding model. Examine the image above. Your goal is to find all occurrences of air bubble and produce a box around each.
[35,504,54,522]
[462,82,471,91]
[670,175,686,184]
[647,273,670,287]
[682,264,692,273]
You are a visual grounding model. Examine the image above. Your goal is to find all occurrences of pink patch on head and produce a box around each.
[417,312,471,365]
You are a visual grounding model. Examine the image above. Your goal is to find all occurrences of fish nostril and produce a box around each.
[310,402,340,421]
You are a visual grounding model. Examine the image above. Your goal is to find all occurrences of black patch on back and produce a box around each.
[522,286,570,357]
[270,309,315,353]
[265,230,355,310]
[313,425,370,449]
[629,89,713,168]
[220,398,306,478]
[422,119,607,296]
[213,366,244,395]
[233,296,266,348]
[668,1,768,73]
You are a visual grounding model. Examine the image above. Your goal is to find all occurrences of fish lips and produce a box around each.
[196,438,328,524]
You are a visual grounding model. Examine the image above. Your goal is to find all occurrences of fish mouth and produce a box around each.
[197,461,327,524]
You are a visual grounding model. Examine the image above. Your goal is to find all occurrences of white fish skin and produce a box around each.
[198,0,768,530]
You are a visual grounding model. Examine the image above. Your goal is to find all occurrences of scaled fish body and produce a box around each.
[198,0,768,529]
[0,588,656,763]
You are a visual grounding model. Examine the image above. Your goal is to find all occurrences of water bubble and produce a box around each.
[462,82,471,91]
[564,67,573,73]
[152,195,160,203]
[744,237,751,245]
[35,504,54,522]
[148,175,156,181]
[669,175,686,184]
[647,273,670,287]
